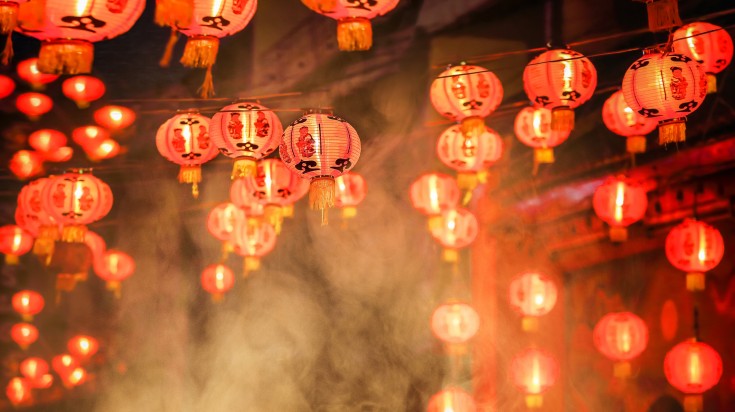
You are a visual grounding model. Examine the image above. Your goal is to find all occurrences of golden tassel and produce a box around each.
[264,204,284,234]
[180,35,219,68]
[683,395,703,412]
[646,0,681,32]
[686,272,705,292]
[282,204,295,218]
[0,2,18,34]
[178,165,202,199]
[613,361,631,379]
[159,29,179,68]
[706,73,717,94]
[442,249,458,262]
[336,17,372,51]
[243,256,260,277]
[521,316,539,332]
[534,147,554,164]
[106,281,121,299]
[155,0,194,27]
[658,119,686,145]
[61,224,87,243]
[626,136,646,153]
[1,32,11,66]
[551,107,574,132]
[456,172,478,192]
[460,116,485,139]
[309,177,335,226]
[37,40,93,74]
[231,158,257,180]
[609,226,628,243]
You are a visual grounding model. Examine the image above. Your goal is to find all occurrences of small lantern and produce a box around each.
[241,159,303,233]
[61,367,87,388]
[426,387,477,412]
[593,312,649,378]
[28,129,67,154]
[73,125,110,148]
[409,172,461,230]
[207,202,245,254]
[12,290,44,321]
[664,339,722,412]
[602,90,658,153]
[0,225,34,264]
[672,22,732,94]
[436,124,503,190]
[16,92,52,120]
[592,176,648,242]
[0,74,15,98]
[19,357,49,385]
[84,138,121,162]
[41,146,73,163]
[511,348,559,409]
[67,335,99,360]
[5,377,32,407]
[665,219,724,292]
[514,106,571,165]
[16,58,58,89]
[51,354,78,377]
[232,219,277,277]
[230,178,265,217]
[17,177,59,258]
[10,323,38,350]
[334,173,367,220]
[9,150,44,180]
[428,208,478,262]
[430,302,480,345]
[200,263,235,302]
[509,271,557,332]
[94,105,136,130]
[94,250,135,297]
[62,75,106,108]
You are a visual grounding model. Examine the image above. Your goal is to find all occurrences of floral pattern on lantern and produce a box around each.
[94,105,136,130]
[664,339,723,412]
[16,92,52,120]
[602,90,658,153]
[93,250,135,297]
[67,335,99,360]
[0,225,33,265]
[592,176,648,242]
[426,387,477,412]
[428,208,478,262]
[509,271,557,331]
[62,75,106,108]
[593,312,649,378]
[11,322,39,350]
[431,302,480,345]
[665,219,724,292]
[511,348,559,409]
[17,58,58,89]
[334,172,367,220]
[9,150,44,180]
[672,22,733,94]
[232,219,276,276]
[514,106,571,165]
[201,263,235,301]
[437,124,503,190]
[12,290,44,322]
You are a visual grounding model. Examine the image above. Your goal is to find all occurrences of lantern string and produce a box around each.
[693,306,700,341]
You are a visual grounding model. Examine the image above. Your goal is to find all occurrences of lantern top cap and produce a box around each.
[176,108,201,115]
[64,168,93,175]
[301,107,334,115]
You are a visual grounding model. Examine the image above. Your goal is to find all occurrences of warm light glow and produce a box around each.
[68,367,86,385]
[87,126,99,138]
[529,356,542,394]
[29,97,41,107]
[697,225,707,265]
[614,181,625,223]
[74,82,86,92]
[110,109,122,122]
[211,0,224,16]
[75,0,92,16]
[428,175,439,212]
[533,292,544,307]
[686,27,701,61]
[183,126,192,153]
[689,351,702,385]
[562,60,573,91]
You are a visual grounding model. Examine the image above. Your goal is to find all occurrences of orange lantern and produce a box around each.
[672,22,733,94]
[200,263,235,301]
[426,387,477,412]
[430,302,480,345]
[232,219,276,276]
[664,339,723,412]
[67,335,99,360]
[592,176,648,242]
[334,173,367,220]
[436,124,503,190]
[665,218,724,292]
[0,74,15,98]
[509,271,557,331]
[210,102,282,178]
[15,92,52,120]
[41,146,73,163]
[523,48,597,132]
[28,129,67,154]
[593,312,649,378]
[84,138,121,161]
[280,112,361,224]
[9,150,44,180]
[61,367,87,387]
[409,173,461,227]
[514,106,571,165]
[0,225,33,264]
[17,178,59,255]
[93,105,136,130]
[207,202,245,253]
[12,290,44,321]
[241,159,303,233]
[62,75,106,108]
[10,322,38,350]
[602,90,658,153]
[94,250,134,297]
[428,208,478,262]
[19,357,49,384]
[230,178,265,217]
[73,125,110,147]
[5,377,32,407]
[51,354,78,377]
[16,58,58,89]
[510,348,559,409]
[622,50,706,145]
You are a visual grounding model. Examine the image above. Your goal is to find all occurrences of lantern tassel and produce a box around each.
[231,158,257,180]
[551,107,574,132]
[1,33,11,66]
[33,225,58,260]
[613,361,631,378]
[309,177,335,226]
[686,272,705,292]
[525,394,543,409]
[210,292,223,303]
[521,316,539,332]
[646,0,681,32]
[658,119,686,145]
[457,172,479,192]
[178,165,202,199]
[244,256,260,277]
[336,17,372,51]
[199,65,215,99]
[460,116,485,139]
[180,35,219,68]
[264,204,284,235]
[683,395,703,412]
[442,248,458,263]
[282,204,295,218]
[706,73,717,94]
[0,2,18,35]
[626,136,646,153]
[38,40,94,75]
[159,29,179,68]
[61,224,87,243]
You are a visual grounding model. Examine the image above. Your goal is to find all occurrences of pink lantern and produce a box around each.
[665,219,724,291]
[207,202,246,256]
[94,250,135,297]
[593,311,649,378]
[664,339,723,412]
[9,150,44,180]
[602,90,658,153]
[201,263,235,302]
[409,172,461,221]
[232,219,277,276]
[334,173,367,219]
[240,159,303,233]
[509,271,558,331]
[430,302,480,345]
[511,348,559,409]
[0,225,34,265]
[436,124,503,190]
[514,106,571,165]
[230,178,265,217]
[428,208,478,262]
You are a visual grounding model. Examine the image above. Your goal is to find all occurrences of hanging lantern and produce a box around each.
[334,173,367,220]
[602,90,658,153]
[665,219,724,292]
[16,58,58,89]
[200,263,235,302]
[51,354,78,377]
[156,111,218,198]
[514,107,571,165]
[42,146,73,162]
[622,50,706,145]
[672,22,733,94]
[0,225,33,264]
[638,0,681,32]
[17,177,59,259]
[73,125,109,148]
[230,178,265,217]
[593,312,649,378]
[240,159,304,233]
[9,150,44,180]
[19,357,49,385]
[207,202,245,254]
[426,387,477,412]
[232,219,276,276]
[12,290,44,321]
[61,367,87,388]
[430,64,503,138]
[280,111,361,225]
[0,74,15,98]
[430,302,480,345]
[436,124,503,190]
[510,348,559,409]
[592,176,648,242]
[61,75,105,108]
[409,173,461,230]
[523,48,597,132]
[94,105,136,130]
[28,129,67,154]
[67,335,99,360]
[16,92,52,120]
[664,339,722,412]
[93,250,134,297]
[509,271,558,332]
[210,102,283,178]
[84,138,121,162]
[10,322,38,350]
[428,208,478,262]
[5,377,32,407]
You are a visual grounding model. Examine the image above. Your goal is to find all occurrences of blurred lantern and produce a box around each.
[67,335,99,360]
[62,367,87,388]
[437,124,503,191]
[93,105,135,131]
[664,339,722,412]
[17,177,59,259]
[602,90,658,153]
[12,290,44,321]
[639,0,681,32]
[85,138,121,161]
[523,48,597,132]
[622,50,706,145]
[593,312,649,378]
[62,75,105,108]
[592,176,648,242]
[280,112,361,225]
[5,377,32,407]
[428,208,478,262]
[16,58,58,89]
[232,219,276,276]
[51,354,78,377]
[511,348,559,409]
[10,323,38,350]
[430,64,503,138]
[73,125,110,148]
[514,107,571,166]
[19,357,49,384]
[28,129,67,154]
[155,110,217,198]
[94,250,134,297]
[15,0,144,74]
[207,202,245,255]
[665,219,724,292]
[409,173,461,230]
[210,102,282,178]
[41,146,73,163]
[300,0,398,51]
[84,230,106,260]
[430,302,480,345]
[230,178,265,217]
[672,22,733,94]
[334,173,367,220]
[200,263,235,302]
[0,225,33,264]
[16,92,52,120]
[9,150,44,180]
[0,74,15,98]
[426,387,477,412]
[241,159,302,233]
[509,271,557,331]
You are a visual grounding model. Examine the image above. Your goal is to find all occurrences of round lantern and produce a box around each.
[232,219,277,276]
[10,322,38,350]
[210,102,282,178]
[12,290,44,321]
[5,377,32,407]
[200,263,235,302]
[94,250,135,297]
[67,335,99,360]
[9,150,44,180]
[431,302,480,345]
[240,159,304,233]
[19,357,49,384]
[15,0,145,74]
[509,271,558,331]
[73,125,109,149]
[673,22,733,94]
[334,172,367,220]
[0,225,33,264]
[622,50,706,145]
[514,107,571,165]
[426,387,477,412]
[665,219,724,292]
[51,354,78,377]
[280,112,361,225]
[409,172,461,229]
[523,48,597,132]
[17,178,59,258]
[436,124,503,190]
[94,105,136,130]
[602,90,658,153]
[16,58,58,89]
[230,178,265,217]
[28,129,67,154]
[300,0,399,51]
[207,202,246,254]
[510,348,559,409]
[430,64,503,138]
[592,176,648,242]
[428,208,478,262]
[0,74,15,98]
[62,367,87,388]
[664,339,723,412]
[16,92,52,120]
[41,146,74,163]
[62,75,106,108]
[85,138,121,161]
[593,312,649,378]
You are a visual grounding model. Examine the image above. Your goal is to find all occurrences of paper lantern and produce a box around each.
[0,225,33,264]
[94,250,135,297]
[509,271,557,331]
[592,176,648,242]
[207,202,245,255]
[280,112,361,224]
[16,92,52,120]
[230,178,265,217]
[622,50,706,145]
[51,354,78,377]
[602,90,658,153]
[514,107,571,165]
[431,302,480,345]
[61,367,87,388]
[62,75,106,108]
[85,138,121,161]
[664,339,722,412]
[672,22,733,94]
[593,312,649,378]
[17,178,59,253]
[67,335,99,360]
[523,48,597,132]
[426,387,477,412]
[0,74,15,98]
[19,357,49,383]
[240,159,304,233]
[665,219,724,291]
[94,105,136,130]
[9,150,44,180]
[334,173,367,220]
[28,129,67,154]
[437,124,503,190]
[430,64,503,138]
[200,263,235,302]
[428,208,478,262]
[16,0,145,74]
[16,58,58,89]
[10,323,38,350]
[73,125,110,148]
[41,146,74,162]
[210,102,282,178]
[300,0,399,51]
[5,377,32,407]
[232,219,276,276]
[409,173,461,227]
[12,290,44,321]
[511,348,559,409]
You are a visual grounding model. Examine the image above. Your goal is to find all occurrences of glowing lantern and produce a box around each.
[156,111,218,198]
[428,208,478,262]
[514,107,571,165]
[230,178,265,217]
[73,125,110,147]
[207,202,246,257]
[16,92,52,120]
[62,75,106,108]
[9,150,44,180]
[16,58,58,89]
[67,335,99,360]
[19,357,49,384]
[0,225,33,264]
[241,159,303,233]
[94,250,134,297]
[29,374,53,389]
[409,173,461,228]
[42,146,74,163]
[12,290,44,321]
[664,339,722,412]
[436,124,503,190]
[426,387,477,412]
[94,105,135,130]
[85,138,121,161]
[10,323,38,350]
[672,22,733,94]
[602,90,658,153]
[280,112,361,225]
[592,176,648,242]
[593,312,649,378]
[622,50,706,145]
[62,367,87,387]
[510,348,559,409]
[430,302,480,345]
[523,48,597,132]
[28,129,67,154]
[0,74,15,98]
[665,219,724,292]
[210,102,282,178]
[232,219,276,276]
[334,173,367,220]
[200,263,235,301]
[17,178,59,258]
[51,354,78,377]
[6,377,32,407]
[509,272,557,331]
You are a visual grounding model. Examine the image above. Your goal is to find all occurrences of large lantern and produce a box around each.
[11,323,39,350]
[300,0,399,51]
[523,48,597,132]
[19,358,51,388]
[602,90,658,153]
[428,208,478,262]
[430,64,503,138]
[94,105,136,131]
[672,22,733,94]
[210,102,282,178]
[200,263,235,301]
[9,150,44,179]
[510,348,559,409]
[426,387,477,412]
[16,58,58,89]
[232,219,276,276]
[61,75,105,108]
[280,112,361,224]
[67,335,99,360]
[12,290,44,321]
[17,177,59,258]
[622,50,706,145]
[430,302,480,345]
[664,339,723,412]
[593,312,649,378]
[28,129,67,154]
[94,250,135,297]
[514,106,571,165]
[16,92,52,120]
[0,225,33,264]
[6,377,32,407]
[437,124,503,190]
[207,202,245,254]
[592,176,648,242]
[409,172,461,229]
[0,74,14,98]
[334,173,367,220]
[509,271,557,331]
[665,219,724,292]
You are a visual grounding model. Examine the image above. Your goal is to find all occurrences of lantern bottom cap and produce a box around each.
[457,172,479,191]
[626,136,647,153]
[337,17,373,51]
[342,206,357,219]
[4,253,18,265]
[658,119,686,145]
[427,215,443,232]
[460,116,486,138]
[683,395,703,412]
[706,73,717,94]
[38,40,93,75]
[264,204,284,235]
[180,35,219,68]
[282,204,295,218]
[178,165,202,198]
[232,158,257,180]
[442,248,459,262]
[613,361,631,378]
[525,394,543,409]
[522,316,539,332]
[609,226,628,242]
[244,256,260,277]
[686,272,705,292]
[61,224,87,243]
[534,147,555,164]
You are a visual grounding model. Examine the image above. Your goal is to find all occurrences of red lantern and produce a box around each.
[5,377,32,407]
[436,124,503,190]
[9,150,44,180]
[665,219,724,292]
[84,138,121,161]
[230,178,265,217]
[51,354,78,377]
[593,312,649,378]
[10,323,39,350]
[62,367,87,387]
[509,272,557,331]
[42,146,74,163]
[409,173,461,224]
[232,219,277,276]
[19,357,49,384]
[16,58,58,89]
[514,107,571,165]
[602,90,658,153]
[28,129,67,154]
[664,339,723,412]
[428,208,478,262]
[207,202,245,251]
[300,0,399,51]
[94,105,136,130]
[0,225,33,265]
[210,102,282,178]
[94,250,135,297]
[16,92,52,120]
[12,290,44,321]
[431,302,480,345]
[426,387,477,412]
[0,74,15,99]
[280,112,362,224]
[334,173,367,219]
[73,125,110,147]
[510,348,559,409]
[62,75,106,108]
[200,263,235,301]
[67,335,99,360]
[672,22,733,94]
[592,176,648,242]
[240,159,304,233]
[622,50,706,145]
[156,111,218,198]
[17,178,59,258]
[523,48,597,132]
